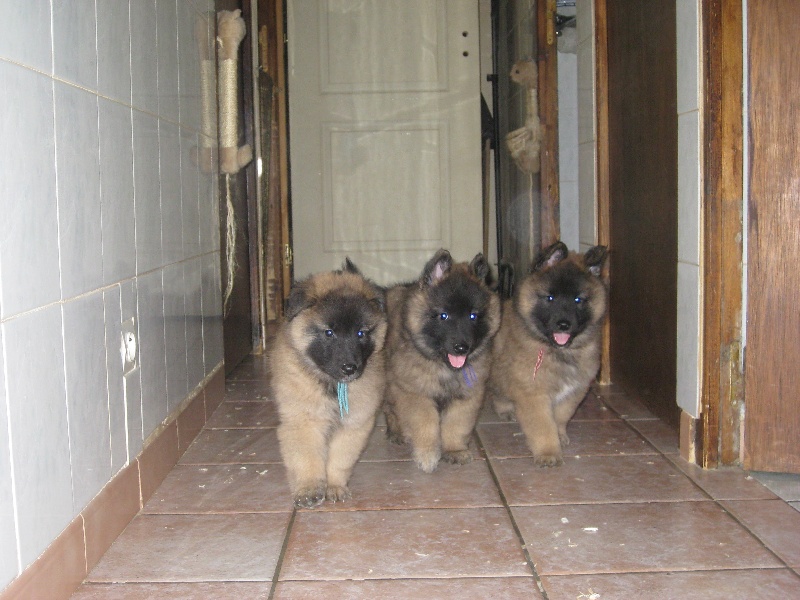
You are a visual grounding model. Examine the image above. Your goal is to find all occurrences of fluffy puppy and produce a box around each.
[383,250,501,472]
[487,241,608,466]
[271,260,387,507]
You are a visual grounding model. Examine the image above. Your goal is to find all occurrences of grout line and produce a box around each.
[474,429,550,600]
[268,507,297,600]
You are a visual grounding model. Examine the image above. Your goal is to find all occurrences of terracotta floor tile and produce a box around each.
[205,400,280,429]
[492,455,708,506]
[627,418,680,454]
[360,426,482,463]
[86,513,290,582]
[142,464,292,514]
[598,392,658,420]
[179,428,282,464]
[71,581,272,599]
[477,420,655,459]
[280,508,530,580]
[572,394,618,421]
[226,354,270,382]
[670,459,779,500]
[512,501,783,575]
[273,577,543,599]
[721,499,800,567]
[540,568,800,600]
[224,379,272,401]
[315,459,502,511]
[752,471,800,502]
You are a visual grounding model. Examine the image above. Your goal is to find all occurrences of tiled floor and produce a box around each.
[71,354,800,599]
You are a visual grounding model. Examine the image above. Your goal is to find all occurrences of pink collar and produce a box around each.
[532,348,545,382]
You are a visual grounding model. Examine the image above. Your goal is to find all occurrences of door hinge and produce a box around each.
[283,244,293,267]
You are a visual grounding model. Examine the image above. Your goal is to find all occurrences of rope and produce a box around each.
[223,174,237,316]
[218,59,239,149]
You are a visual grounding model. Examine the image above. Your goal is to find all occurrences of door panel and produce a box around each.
[606,0,679,427]
[744,0,800,473]
[288,0,483,284]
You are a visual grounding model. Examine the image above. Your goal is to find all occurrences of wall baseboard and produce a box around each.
[0,364,226,600]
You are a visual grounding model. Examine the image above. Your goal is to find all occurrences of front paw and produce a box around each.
[534,453,564,468]
[293,483,326,508]
[442,449,473,465]
[413,448,441,473]
[559,431,570,447]
[326,485,352,503]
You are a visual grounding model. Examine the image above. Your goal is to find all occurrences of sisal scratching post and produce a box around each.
[505,59,542,174]
[217,9,252,174]
[193,13,216,174]
[216,9,253,314]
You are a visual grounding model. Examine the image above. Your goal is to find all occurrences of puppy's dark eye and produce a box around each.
[324,329,334,337]
[439,312,449,320]
[574,297,583,304]
[547,295,554,302]
[469,312,478,321]
[357,330,366,338]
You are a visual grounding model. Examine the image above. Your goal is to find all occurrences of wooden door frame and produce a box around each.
[699,0,744,468]
[594,0,744,465]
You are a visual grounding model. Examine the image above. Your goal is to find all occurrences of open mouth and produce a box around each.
[447,353,467,369]
[552,332,572,346]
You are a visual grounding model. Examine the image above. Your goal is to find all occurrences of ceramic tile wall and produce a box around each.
[0,0,222,591]
[558,46,579,251]
[676,0,702,417]
[576,0,596,253]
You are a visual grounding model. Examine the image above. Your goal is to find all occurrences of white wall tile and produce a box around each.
[0,0,53,73]
[157,0,180,123]
[103,285,128,474]
[202,253,224,376]
[132,110,164,273]
[160,121,184,264]
[55,82,103,299]
[676,0,700,115]
[137,270,168,438]
[3,306,73,569]
[178,1,203,132]
[185,258,205,389]
[677,261,701,417]
[0,64,60,319]
[62,293,112,512]
[97,0,132,104]
[121,280,144,458]
[678,110,701,266]
[0,326,19,590]
[130,0,159,115]
[163,262,188,412]
[52,0,98,91]
[99,99,137,285]
[578,142,597,247]
[181,129,202,258]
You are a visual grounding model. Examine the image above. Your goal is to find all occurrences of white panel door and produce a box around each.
[288,0,483,284]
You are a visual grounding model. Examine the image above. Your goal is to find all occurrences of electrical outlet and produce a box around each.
[121,318,138,375]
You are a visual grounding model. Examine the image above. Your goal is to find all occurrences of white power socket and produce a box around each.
[121,318,138,375]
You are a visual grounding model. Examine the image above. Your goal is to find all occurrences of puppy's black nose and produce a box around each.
[341,363,357,376]
[556,320,571,331]
[453,343,468,355]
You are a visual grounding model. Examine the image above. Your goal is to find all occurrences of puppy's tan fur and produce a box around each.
[487,244,608,466]
[271,268,387,507]
[384,252,501,472]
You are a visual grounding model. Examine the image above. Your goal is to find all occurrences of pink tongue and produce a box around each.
[448,354,467,368]
[553,332,571,346]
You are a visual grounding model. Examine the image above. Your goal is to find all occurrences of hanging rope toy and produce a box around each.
[505,59,543,174]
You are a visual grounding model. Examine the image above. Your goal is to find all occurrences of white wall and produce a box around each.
[0,0,223,589]
[675,0,702,418]
[558,38,579,251]
[577,0,597,254]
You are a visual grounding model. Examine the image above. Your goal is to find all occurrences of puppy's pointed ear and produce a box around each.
[470,253,490,282]
[584,245,608,278]
[532,241,569,272]
[343,257,360,275]
[420,249,452,288]
[284,281,314,320]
